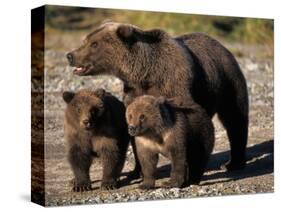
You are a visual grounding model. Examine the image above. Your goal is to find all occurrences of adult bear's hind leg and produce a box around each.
[218,85,249,171]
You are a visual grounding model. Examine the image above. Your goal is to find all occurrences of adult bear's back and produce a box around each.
[175,33,247,117]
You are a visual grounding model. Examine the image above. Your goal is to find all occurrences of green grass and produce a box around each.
[45,5,273,46]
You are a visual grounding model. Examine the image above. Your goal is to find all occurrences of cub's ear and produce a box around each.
[123,95,134,107]
[94,88,106,99]
[165,97,197,113]
[117,25,136,41]
[165,97,185,108]
[155,96,166,105]
[156,96,186,109]
[62,91,75,104]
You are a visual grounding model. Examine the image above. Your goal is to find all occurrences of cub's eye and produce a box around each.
[76,107,81,114]
[98,102,104,108]
[91,42,98,48]
[139,114,145,121]
[91,108,97,116]
[128,114,132,120]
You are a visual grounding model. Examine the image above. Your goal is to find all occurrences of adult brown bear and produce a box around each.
[66,22,248,173]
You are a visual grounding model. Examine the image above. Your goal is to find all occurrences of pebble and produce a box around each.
[42,47,273,206]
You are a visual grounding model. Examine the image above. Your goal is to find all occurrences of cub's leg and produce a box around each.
[99,139,122,190]
[68,144,93,192]
[162,145,187,188]
[136,138,158,189]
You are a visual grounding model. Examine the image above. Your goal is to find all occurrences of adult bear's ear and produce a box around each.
[140,29,165,42]
[117,25,136,41]
[117,25,164,44]
[62,91,75,104]
[94,88,106,100]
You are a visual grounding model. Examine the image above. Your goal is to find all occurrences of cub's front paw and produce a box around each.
[71,179,92,192]
[100,180,117,190]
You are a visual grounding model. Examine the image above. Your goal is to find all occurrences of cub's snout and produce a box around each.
[82,118,95,130]
[128,125,140,136]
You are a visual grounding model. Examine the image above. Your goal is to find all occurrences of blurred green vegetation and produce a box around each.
[45,5,273,46]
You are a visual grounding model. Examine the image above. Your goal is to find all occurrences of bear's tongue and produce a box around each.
[73,66,87,75]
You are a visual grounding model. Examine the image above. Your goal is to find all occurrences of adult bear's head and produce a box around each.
[66,22,168,81]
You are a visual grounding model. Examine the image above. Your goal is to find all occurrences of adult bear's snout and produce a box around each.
[66,52,75,66]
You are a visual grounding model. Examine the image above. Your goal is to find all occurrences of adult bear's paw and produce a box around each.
[221,160,246,171]
[126,169,142,181]
[100,179,117,190]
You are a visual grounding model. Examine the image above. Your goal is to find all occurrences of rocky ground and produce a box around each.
[32,31,274,206]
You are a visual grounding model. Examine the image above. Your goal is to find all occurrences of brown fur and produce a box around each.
[126,95,214,189]
[67,22,248,171]
[63,89,130,191]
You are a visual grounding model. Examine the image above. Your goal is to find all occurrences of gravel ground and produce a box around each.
[32,32,274,206]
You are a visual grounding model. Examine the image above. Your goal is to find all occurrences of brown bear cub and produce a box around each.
[63,89,130,191]
[126,95,214,189]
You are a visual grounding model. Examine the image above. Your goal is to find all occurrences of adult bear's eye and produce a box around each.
[91,42,98,48]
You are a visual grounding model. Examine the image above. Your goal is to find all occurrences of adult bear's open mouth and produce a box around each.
[73,66,91,76]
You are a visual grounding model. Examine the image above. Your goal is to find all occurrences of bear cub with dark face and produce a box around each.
[63,89,130,191]
[126,95,214,189]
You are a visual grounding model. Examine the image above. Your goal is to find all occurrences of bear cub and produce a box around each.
[63,89,130,191]
[126,95,214,189]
